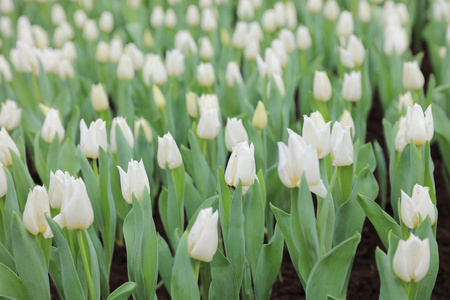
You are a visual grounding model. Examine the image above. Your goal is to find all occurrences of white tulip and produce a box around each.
[225,61,243,87]
[143,54,168,86]
[339,35,365,68]
[188,207,219,262]
[111,117,134,153]
[256,48,282,77]
[23,186,50,236]
[59,177,94,230]
[279,29,296,54]
[157,132,183,169]
[109,38,123,63]
[175,30,197,55]
[49,170,73,209]
[307,0,323,13]
[79,119,107,159]
[42,108,65,143]
[384,25,408,56]
[117,54,135,81]
[62,41,77,63]
[197,108,221,140]
[266,73,285,98]
[0,127,19,166]
[296,26,312,51]
[91,83,109,112]
[51,4,66,26]
[165,8,177,29]
[286,2,297,29]
[271,39,287,68]
[199,37,214,61]
[401,184,436,229]
[198,94,219,113]
[124,43,144,71]
[403,61,425,91]
[358,0,371,23]
[395,116,407,152]
[197,62,215,87]
[0,161,6,198]
[99,11,114,33]
[32,25,49,49]
[244,38,260,61]
[151,6,165,28]
[393,234,430,282]
[398,92,413,114]
[83,19,99,42]
[336,11,354,38]
[249,21,263,42]
[252,101,268,129]
[313,71,332,102]
[273,2,286,27]
[186,92,198,118]
[342,71,362,102]
[324,0,340,21]
[225,141,256,194]
[237,0,254,19]
[0,99,22,131]
[232,22,248,49]
[165,49,185,77]
[201,8,217,32]
[186,5,200,27]
[340,110,356,138]
[302,112,331,159]
[261,9,276,33]
[73,9,87,29]
[117,159,150,204]
[96,41,109,64]
[405,104,433,146]
[134,117,152,143]
[330,122,353,167]
[225,118,248,151]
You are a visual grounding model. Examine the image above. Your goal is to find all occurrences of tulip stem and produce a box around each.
[406,281,418,300]
[92,159,98,179]
[31,74,40,104]
[77,230,96,300]
[194,260,201,282]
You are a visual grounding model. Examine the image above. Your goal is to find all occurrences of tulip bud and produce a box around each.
[151,6,165,28]
[198,94,219,114]
[199,37,214,61]
[225,141,256,194]
[313,71,332,102]
[256,48,282,77]
[0,162,6,198]
[79,119,107,159]
[342,71,362,102]
[271,39,287,68]
[0,99,22,131]
[91,83,109,112]
[74,9,87,29]
[225,61,243,87]
[166,49,185,77]
[395,116,407,152]
[396,3,409,25]
[186,92,198,118]
[405,104,433,146]
[249,21,263,42]
[42,108,65,143]
[324,0,340,21]
[340,109,356,138]
[83,19,99,42]
[384,25,408,56]
[52,4,66,26]
[62,41,77,63]
[232,22,248,49]
[117,54,135,81]
[0,127,19,166]
[331,122,353,167]
[238,0,254,19]
[262,9,276,33]
[188,207,219,262]
[197,62,215,87]
[0,16,12,38]
[393,234,430,282]
[152,85,166,109]
[339,35,365,68]
[201,8,217,32]
[336,11,354,38]
[117,159,150,204]
[96,41,109,63]
[165,8,177,29]
[273,2,286,27]
[401,184,436,229]
[358,0,371,23]
[144,29,153,49]
[225,118,248,152]
[296,26,312,51]
[111,117,134,153]
[220,28,231,47]
[303,112,331,159]
[402,61,425,91]
[197,108,221,140]
[244,38,260,61]
[143,54,168,86]
[134,117,152,143]
[32,25,49,49]
[175,30,197,55]
[186,5,200,27]
[109,37,123,63]
[127,0,141,8]
[23,186,50,236]
[157,132,183,169]
[398,92,413,113]
[267,73,285,98]
[439,47,447,59]
[57,59,75,81]
[49,170,72,209]
[285,2,297,29]
[99,11,114,33]
[307,0,323,13]
[0,55,12,82]
[252,101,268,129]
[279,29,296,54]
[58,177,94,230]
[124,43,144,71]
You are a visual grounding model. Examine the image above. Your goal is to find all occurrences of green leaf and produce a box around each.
[58,140,81,174]
[170,232,200,300]
[217,167,231,246]
[157,235,173,295]
[4,167,21,250]
[115,124,134,170]
[354,143,376,175]
[107,282,137,300]
[184,180,203,220]
[11,213,50,300]
[48,247,64,298]
[186,196,219,230]
[209,251,239,300]
[46,135,60,182]
[33,132,47,184]
[305,233,361,300]
[0,262,30,300]
[375,248,408,300]
[10,150,34,211]
[0,243,15,272]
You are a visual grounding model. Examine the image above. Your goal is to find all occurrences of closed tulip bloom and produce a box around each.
[111,117,134,153]
[91,83,109,112]
[124,43,144,71]
[42,108,65,143]
[271,39,287,68]
[249,21,263,42]
[339,35,365,68]
[0,99,22,130]
[336,11,354,38]
[384,25,408,56]
[117,54,134,81]
[32,25,49,49]
[403,61,424,90]
[165,8,177,29]
[285,2,297,29]
[151,6,165,28]
[99,11,114,33]
[340,110,355,138]
[186,92,198,118]
[198,94,219,113]
[197,108,221,140]
[307,0,323,13]
[395,116,407,152]
[358,0,371,23]
[57,59,75,81]
[73,9,87,29]
[201,8,217,32]
[393,234,430,282]
[303,113,331,159]
[118,159,150,204]
[273,2,287,27]
[279,29,296,54]
[256,48,282,77]
[166,49,185,77]
[59,177,94,230]
[398,92,413,113]
[83,19,98,42]
[186,5,200,27]
[331,122,353,166]
[296,26,312,51]
[401,184,436,229]
[152,85,166,109]
[49,170,72,209]
[237,0,254,19]
[175,30,197,55]
[261,9,276,33]
[313,71,332,102]
[324,0,340,21]
[0,127,20,166]
[199,37,214,61]
[157,132,183,169]
[144,29,154,49]
[62,41,77,63]
[245,38,260,61]
[0,16,12,38]
[342,71,362,102]
[0,162,6,198]
[23,186,50,235]
[109,38,123,63]
[225,61,243,87]
[220,29,231,46]
[188,207,219,262]
[225,118,248,151]
[79,119,107,159]
[134,117,152,143]
[197,62,215,87]
[143,54,168,86]
[267,73,285,98]
[225,141,256,194]
[0,55,13,82]
[252,101,268,129]
[52,4,66,26]
[232,22,248,49]
[405,104,433,146]
[396,3,409,25]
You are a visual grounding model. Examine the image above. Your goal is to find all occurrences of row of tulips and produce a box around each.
[0,0,445,299]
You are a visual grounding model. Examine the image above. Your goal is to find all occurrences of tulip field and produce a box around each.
[1,0,450,299]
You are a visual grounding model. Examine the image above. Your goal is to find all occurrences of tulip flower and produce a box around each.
[201,8,217,32]
[398,92,413,113]
[99,11,114,33]
[340,110,356,138]
[23,186,51,236]
[186,92,198,118]
[152,85,166,109]
[165,8,177,29]
[199,37,214,61]
[134,118,153,143]
[225,141,256,194]
[262,9,276,33]
[175,30,197,54]
[267,74,286,98]
[302,112,331,159]
[395,116,407,152]
[313,71,332,102]
[274,2,287,27]
[402,61,425,91]
[117,54,135,81]
[83,19,98,42]
[187,207,219,262]
[307,0,322,13]
[336,11,354,38]
[61,41,77,62]
[57,59,75,81]
[271,39,287,68]
[249,21,263,42]
[73,9,87,29]
[256,48,282,77]
[125,43,144,71]
[277,129,327,197]
[358,0,371,23]
[252,101,268,130]
[197,62,215,87]
[225,118,248,152]
[339,35,365,68]
[296,26,312,51]
[198,94,219,114]
[51,4,66,26]
[232,22,247,49]
[197,108,221,140]
[0,162,6,198]
[279,29,296,54]
[342,71,362,102]
[109,38,123,63]
[0,55,13,82]
[384,25,408,56]
[0,127,20,166]
[405,104,433,146]
[330,122,353,167]
[324,0,340,21]
[49,170,73,209]
[237,0,254,19]
[186,5,200,27]
[393,234,430,282]
[401,184,436,229]
[117,159,150,204]
[91,83,109,112]
[225,61,243,87]
[42,108,65,143]
[157,132,183,170]
[165,49,185,77]
[143,54,168,86]
[111,117,134,153]
[0,99,22,130]
[79,119,108,159]
[245,38,260,61]
[150,6,164,28]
